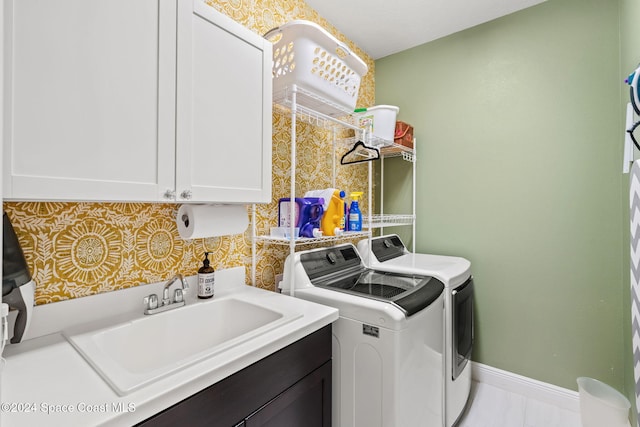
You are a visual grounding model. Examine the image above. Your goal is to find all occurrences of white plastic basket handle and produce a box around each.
[263,25,355,60]
[263,26,282,40]
[263,26,281,40]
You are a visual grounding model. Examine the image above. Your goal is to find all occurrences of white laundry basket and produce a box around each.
[577,377,631,427]
[264,20,368,115]
[355,105,400,145]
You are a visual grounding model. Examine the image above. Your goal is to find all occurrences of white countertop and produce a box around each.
[0,267,338,426]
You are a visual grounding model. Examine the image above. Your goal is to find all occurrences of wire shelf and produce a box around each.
[273,86,358,129]
[363,214,415,229]
[252,81,417,286]
[273,85,416,161]
[256,231,370,246]
[380,144,415,161]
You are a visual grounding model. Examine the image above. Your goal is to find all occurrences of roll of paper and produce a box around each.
[176,204,248,239]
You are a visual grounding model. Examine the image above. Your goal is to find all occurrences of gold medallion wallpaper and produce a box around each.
[3,0,375,306]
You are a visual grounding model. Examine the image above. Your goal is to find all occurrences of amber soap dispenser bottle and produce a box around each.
[198,252,215,299]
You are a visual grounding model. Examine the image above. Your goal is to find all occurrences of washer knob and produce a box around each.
[327,252,337,264]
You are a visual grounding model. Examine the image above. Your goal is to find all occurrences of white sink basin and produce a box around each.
[63,297,302,396]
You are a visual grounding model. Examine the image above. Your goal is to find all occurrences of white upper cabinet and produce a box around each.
[3,0,272,203]
[175,1,272,203]
[3,0,177,201]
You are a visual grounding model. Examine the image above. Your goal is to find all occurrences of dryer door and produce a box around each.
[452,277,474,380]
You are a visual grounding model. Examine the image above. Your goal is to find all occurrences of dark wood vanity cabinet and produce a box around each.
[137,325,332,427]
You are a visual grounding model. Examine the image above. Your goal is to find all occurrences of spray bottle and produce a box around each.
[348,192,364,231]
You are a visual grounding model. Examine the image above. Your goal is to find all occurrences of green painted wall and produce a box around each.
[621,0,640,418]
[375,0,625,391]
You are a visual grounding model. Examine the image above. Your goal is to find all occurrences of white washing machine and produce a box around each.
[281,243,445,427]
[357,235,474,427]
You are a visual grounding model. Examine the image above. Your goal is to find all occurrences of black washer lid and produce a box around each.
[320,270,443,317]
[302,245,445,317]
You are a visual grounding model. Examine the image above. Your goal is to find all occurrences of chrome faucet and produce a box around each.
[143,274,189,315]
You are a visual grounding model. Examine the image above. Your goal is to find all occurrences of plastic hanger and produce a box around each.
[340,141,380,165]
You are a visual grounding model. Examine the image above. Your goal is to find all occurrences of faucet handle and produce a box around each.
[174,288,184,303]
[180,275,189,292]
[144,294,159,310]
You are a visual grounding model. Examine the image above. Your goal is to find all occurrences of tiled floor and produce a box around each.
[456,381,582,427]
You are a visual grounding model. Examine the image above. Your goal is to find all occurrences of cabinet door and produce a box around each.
[3,0,176,201]
[245,361,332,427]
[175,0,272,203]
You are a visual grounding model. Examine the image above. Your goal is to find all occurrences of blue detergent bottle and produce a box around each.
[278,197,324,237]
[299,197,324,238]
[348,192,364,231]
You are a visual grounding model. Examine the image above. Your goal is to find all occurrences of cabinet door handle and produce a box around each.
[180,190,192,200]
[163,190,176,200]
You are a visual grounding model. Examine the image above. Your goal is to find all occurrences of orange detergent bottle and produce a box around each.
[321,189,346,236]
[304,189,346,236]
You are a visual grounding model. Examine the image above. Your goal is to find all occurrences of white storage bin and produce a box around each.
[264,20,368,115]
[356,105,400,144]
[577,377,631,427]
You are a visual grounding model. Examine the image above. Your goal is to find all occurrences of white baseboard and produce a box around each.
[471,362,580,412]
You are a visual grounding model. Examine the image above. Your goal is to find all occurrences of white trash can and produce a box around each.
[577,377,631,427]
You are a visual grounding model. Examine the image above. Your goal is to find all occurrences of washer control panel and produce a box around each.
[300,244,361,281]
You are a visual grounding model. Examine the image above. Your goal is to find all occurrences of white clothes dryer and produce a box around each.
[357,234,474,427]
[281,243,445,427]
